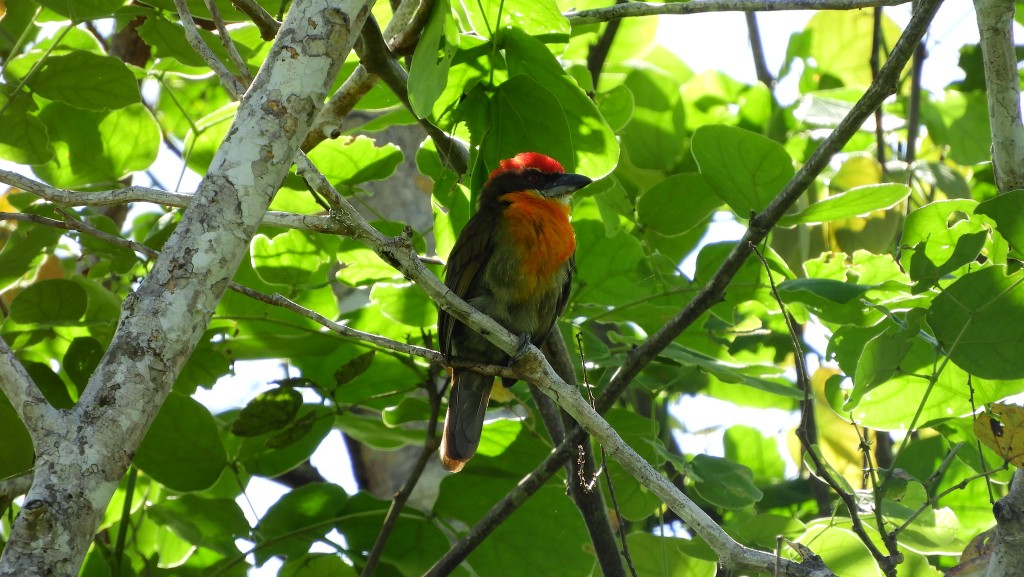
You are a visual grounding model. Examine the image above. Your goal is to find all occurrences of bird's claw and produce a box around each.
[511,333,532,363]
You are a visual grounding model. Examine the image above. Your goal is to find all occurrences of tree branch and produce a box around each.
[745,12,775,88]
[173,0,246,97]
[355,15,469,173]
[306,0,435,150]
[973,0,1024,192]
[0,168,366,239]
[427,0,943,572]
[537,333,627,577]
[566,0,912,25]
[986,469,1024,574]
[0,3,372,575]
[0,336,56,444]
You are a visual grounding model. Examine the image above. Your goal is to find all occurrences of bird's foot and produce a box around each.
[510,333,532,363]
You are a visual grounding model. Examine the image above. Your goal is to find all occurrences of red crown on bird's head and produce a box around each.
[489,152,565,180]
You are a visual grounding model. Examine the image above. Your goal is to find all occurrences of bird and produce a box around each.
[437,152,592,472]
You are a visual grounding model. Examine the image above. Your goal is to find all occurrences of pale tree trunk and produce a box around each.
[974,0,1024,192]
[0,1,373,574]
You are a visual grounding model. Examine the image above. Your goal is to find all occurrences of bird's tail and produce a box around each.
[439,371,493,472]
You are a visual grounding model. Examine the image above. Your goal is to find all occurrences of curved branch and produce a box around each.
[566,0,912,25]
[427,0,943,572]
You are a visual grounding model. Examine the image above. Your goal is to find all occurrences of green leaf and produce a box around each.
[136,392,227,492]
[0,389,35,480]
[0,209,64,292]
[804,10,901,87]
[237,405,333,477]
[923,90,992,166]
[660,344,803,400]
[35,0,126,21]
[26,362,75,409]
[844,334,1024,430]
[626,533,716,577]
[620,68,687,171]
[33,102,160,188]
[10,278,87,325]
[501,29,620,178]
[482,75,575,178]
[174,348,232,394]
[900,200,987,292]
[692,124,794,216]
[183,101,237,176]
[335,413,423,450]
[307,135,404,186]
[929,266,1024,379]
[369,283,435,328]
[28,51,139,110]
[777,278,876,324]
[266,411,317,449]
[690,454,763,509]
[794,523,883,577]
[333,350,375,386]
[0,92,53,165]
[572,218,653,306]
[407,0,457,118]
[780,183,910,226]
[595,84,634,132]
[381,396,431,427]
[723,425,785,485]
[637,173,720,236]
[256,483,348,563]
[977,189,1024,257]
[727,513,806,550]
[280,554,358,577]
[251,229,332,288]
[847,324,917,409]
[467,483,594,576]
[461,0,569,40]
[63,336,104,391]
[232,388,303,437]
[149,495,250,555]
[138,15,211,68]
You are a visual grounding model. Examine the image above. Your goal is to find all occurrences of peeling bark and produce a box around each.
[0,2,373,575]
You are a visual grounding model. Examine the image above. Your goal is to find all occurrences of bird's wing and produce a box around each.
[438,211,495,358]
[537,253,574,346]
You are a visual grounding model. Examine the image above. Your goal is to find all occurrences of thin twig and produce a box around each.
[355,16,469,173]
[586,0,627,92]
[575,333,636,577]
[745,12,775,88]
[545,332,627,577]
[904,8,926,170]
[566,0,912,25]
[870,8,888,176]
[426,2,942,573]
[0,212,462,370]
[230,0,279,40]
[173,0,246,97]
[750,242,897,575]
[204,0,253,83]
[306,0,435,150]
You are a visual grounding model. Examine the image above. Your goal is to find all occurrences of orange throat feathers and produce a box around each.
[499,190,575,299]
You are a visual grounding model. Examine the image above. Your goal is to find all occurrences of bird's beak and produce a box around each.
[540,173,592,200]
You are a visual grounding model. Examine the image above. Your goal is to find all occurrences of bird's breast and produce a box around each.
[497,192,575,300]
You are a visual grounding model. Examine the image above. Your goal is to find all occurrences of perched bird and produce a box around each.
[437,152,592,472]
